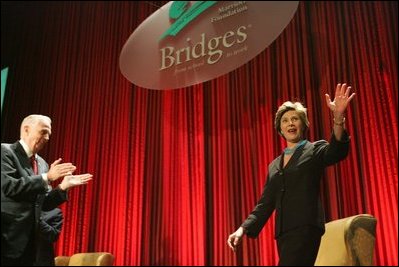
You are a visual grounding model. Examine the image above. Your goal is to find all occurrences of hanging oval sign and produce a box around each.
[120,1,299,90]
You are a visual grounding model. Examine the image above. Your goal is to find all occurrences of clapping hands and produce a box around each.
[47,158,93,190]
[59,173,93,191]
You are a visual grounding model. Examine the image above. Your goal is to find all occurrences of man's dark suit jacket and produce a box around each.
[35,208,63,266]
[241,133,350,239]
[1,142,67,260]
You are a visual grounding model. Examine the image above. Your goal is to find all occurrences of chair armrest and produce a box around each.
[55,256,71,266]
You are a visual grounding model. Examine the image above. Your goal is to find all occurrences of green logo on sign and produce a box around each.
[160,1,217,40]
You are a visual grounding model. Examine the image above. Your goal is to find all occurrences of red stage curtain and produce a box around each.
[1,1,397,266]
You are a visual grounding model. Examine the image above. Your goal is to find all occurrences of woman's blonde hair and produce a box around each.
[274,101,309,136]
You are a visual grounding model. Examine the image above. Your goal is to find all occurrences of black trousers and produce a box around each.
[1,229,36,266]
[277,225,323,266]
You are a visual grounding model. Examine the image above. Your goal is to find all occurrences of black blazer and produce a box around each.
[1,142,67,258]
[241,133,350,239]
[35,208,63,266]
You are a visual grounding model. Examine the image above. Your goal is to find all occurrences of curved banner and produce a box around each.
[120,1,299,90]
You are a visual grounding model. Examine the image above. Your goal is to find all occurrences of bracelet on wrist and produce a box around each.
[333,117,345,126]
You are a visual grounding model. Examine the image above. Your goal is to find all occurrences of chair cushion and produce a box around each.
[315,214,376,266]
[68,252,114,266]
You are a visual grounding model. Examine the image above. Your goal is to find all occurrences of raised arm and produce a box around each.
[325,83,355,140]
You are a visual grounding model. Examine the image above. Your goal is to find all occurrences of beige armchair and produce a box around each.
[55,252,114,266]
[315,214,377,266]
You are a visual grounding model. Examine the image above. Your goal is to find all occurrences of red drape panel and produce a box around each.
[1,1,397,266]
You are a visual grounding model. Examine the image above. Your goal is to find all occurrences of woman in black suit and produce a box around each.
[227,83,355,266]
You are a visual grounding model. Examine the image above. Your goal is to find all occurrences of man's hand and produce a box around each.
[47,158,76,181]
[59,173,93,191]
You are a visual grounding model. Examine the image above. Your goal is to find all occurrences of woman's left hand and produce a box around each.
[325,83,356,116]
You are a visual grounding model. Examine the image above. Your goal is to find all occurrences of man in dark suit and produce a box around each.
[1,114,93,266]
[34,208,63,266]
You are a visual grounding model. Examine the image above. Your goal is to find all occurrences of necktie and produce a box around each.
[30,155,38,175]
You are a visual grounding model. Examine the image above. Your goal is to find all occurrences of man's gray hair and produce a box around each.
[20,114,51,137]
